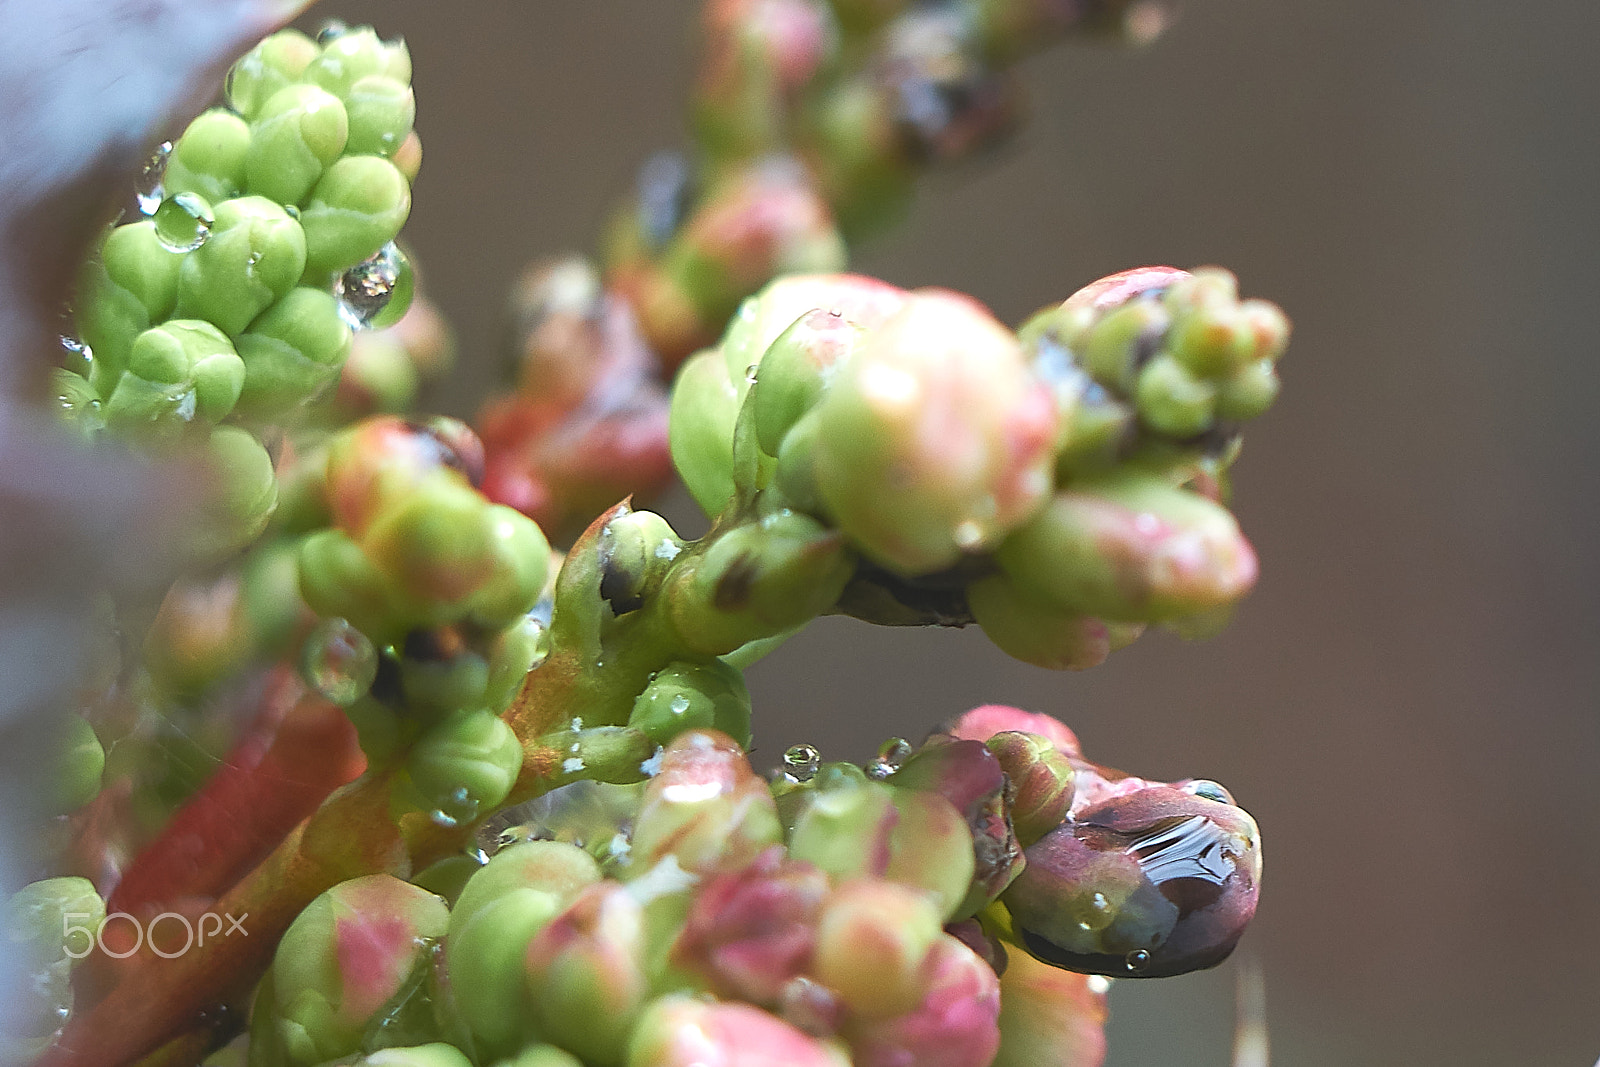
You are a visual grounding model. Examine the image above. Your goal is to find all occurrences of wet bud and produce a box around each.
[447,842,601,1059]
[300,155,411,277]
[990,944,1107,1067]
[718,273,909,386]
[845,935,1002,1067]
[1002,784,1262,977]
[665,509,853,655]
[51,715,104,815]
[892,738,1021,915]
[598,509,683,617]
[76,221,184,388]
[3,877,103,1046]
[984,731,1074,848]
[191,426,278,560]
[672,847,829,1003]
[630,730,782,875]
[406,709,523,826]
[226,29,318,118]
[810,290,1057,574]
[943,705,1082,755]
[465,505,552,631]
[524,881,649,1065]
[752,307,861,455]
[786,765,974,919]
[968,572,1142,671]
[257,875,448,1067]
[246,84,349,205]
[630,659,752,748]
[308,26,410,98]
[627,996,850,1067]
[668,348,743,518]
[234,286,353,421]
[344,75,416,158]
[175,195,307,335]
[165,108,252,205]
[813,878,942,1018]
[995,472,1258,622]
[104,319,245,433]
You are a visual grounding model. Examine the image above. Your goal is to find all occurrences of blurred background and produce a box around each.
[13,0,1597,1063]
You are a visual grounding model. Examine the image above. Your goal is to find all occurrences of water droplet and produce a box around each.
[1181,779,1235,804]
[153,192,214,252]
[669,694,691,716]
[430,809,459,828]
[654,538,681,561]
[136,142,171,215]
[300,617,378,705]
[284,204,301,220]
[640,747,664,777]
[563,756,586,774]
[316,19,350,45]
[745,362,760,385]
[1087,975,1112,995]
[336,242,413,330]
[865,736,912,780]
[782,744,820,782]
[59,335,92,375]
[952,519,985,549]
[1124,948,1151,972]
[429,785,480,828]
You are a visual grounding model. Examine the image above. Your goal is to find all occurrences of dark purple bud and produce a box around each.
[1002,784,1261,978]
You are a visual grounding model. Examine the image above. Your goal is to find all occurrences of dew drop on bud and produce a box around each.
[316,19,350,45]
[153,192,214,253]
[431,785,480,828]
[865,736,912,780]
[336,243,414,330]
[1124,948,1151,973]
[782,743,820,782]
[136,142,172,215]
[59,336,93,376]
[1181,779,1235,804]
[300,617,378,705]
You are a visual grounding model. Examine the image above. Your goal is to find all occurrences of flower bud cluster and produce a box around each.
[58,25,420,561]
[289,415,554,823]
[670,269,1286,668]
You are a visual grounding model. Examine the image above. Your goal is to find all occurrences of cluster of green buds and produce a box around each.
[241,703,1257,1066]
[670,268,1287,669]
[1,877,105,1059]
[57,23,419,562]
[285,415,552,825]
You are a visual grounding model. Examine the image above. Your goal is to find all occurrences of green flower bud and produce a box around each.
[751,307,861,456]
[984,731,1074,848]
[1134,352,1216,437]
[596,509,683,618]
[257,875,447,1067]
[165,109,251,204]
[396,632,490,716]
[492,1047,583,1067]
[446,842,600,1059]
[483,615,550,714]
[627,997,850,1067]
[234,286,353,421]
[4,876,104,959]
[344,75,416,157]
[409,855,482,909]
[892,738,1022,917]
[786,765,974,919]
[106,319,245,432]
[524,881,649,1066]
[845,935,1002,1067]
[810,291,1057,574]
[324,416,478,539]
[812,878,942,1019]
[718,273,910,388]
[355,1046,474,1067]
[225,29,318,119]
[246,84,350,206]
[191,426,278,560]
[405,709,523,826]
[308,27,410,99]
[361,479,498,606]
[995,472,1258,622]
[174,196,307,335]
[665,508,853,655]
[991,948,1107,1067]
[968,572,1141,671]
[51,715,104,815]
[76,221,184,389]
[1215,357,1281,421]
[298,529,402,643]
[668,348,742,518]
[54,368,100,431]
[629,659,752,748]
[630,730,782,875]
[300,155,411,277]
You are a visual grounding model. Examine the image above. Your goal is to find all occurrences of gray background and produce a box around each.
[297,3,1600,1063]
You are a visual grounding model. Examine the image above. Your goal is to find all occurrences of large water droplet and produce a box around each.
[153,192,214,252]
[336,242,414,330]
[300,617,378,705]
[782,743,820,782]
[865,736,912,780]
[136,142,172,215]
[1124,948,1151,972]
[669,694,692,716]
